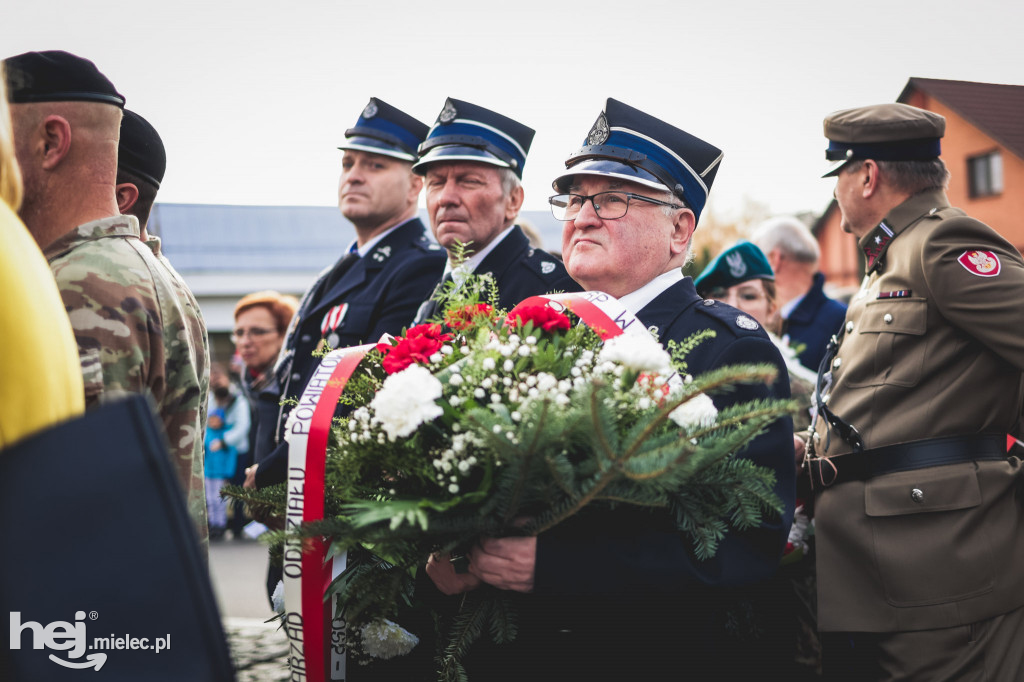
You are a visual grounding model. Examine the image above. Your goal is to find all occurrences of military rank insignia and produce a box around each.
[958,250,1001,277]
[320,303,348,350]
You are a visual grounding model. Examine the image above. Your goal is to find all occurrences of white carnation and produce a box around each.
[598,334,673,375]
[370,365,443,441]
[669,393,718,431]
[271,580,285,614]
[359,618,420,660]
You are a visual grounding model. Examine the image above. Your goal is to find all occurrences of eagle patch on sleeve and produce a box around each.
[957,250,1001,277]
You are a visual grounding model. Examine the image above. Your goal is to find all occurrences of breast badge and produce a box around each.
[958,250,1001,277]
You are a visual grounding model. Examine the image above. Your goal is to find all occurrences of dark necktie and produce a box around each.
[413,271,455,325]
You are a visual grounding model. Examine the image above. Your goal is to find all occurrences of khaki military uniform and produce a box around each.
[45,216,209,549]
[809,189,1024,633]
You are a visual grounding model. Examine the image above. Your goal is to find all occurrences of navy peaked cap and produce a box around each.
[694,241,774,296]
[3,50,124,108]
[339,98,429,162]
[822,103,945,177]
[413,98,535,178]
[553,98,723,223]
[118,110,166,188]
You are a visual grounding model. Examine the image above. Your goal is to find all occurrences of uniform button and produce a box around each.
[911,488,924,503]
[292,372,301,381]
[301,334,311,343]
[832,357,842,369]
[846,322,854,334]
[703,299,715,306]
[883,313,894,324]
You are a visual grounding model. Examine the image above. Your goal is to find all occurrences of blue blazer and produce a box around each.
[414,226,581,323]
[254,218,445,485]
[785,272,847,371]
[459,278,796,681]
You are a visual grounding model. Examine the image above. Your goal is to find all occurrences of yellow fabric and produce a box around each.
[0,201,84,449]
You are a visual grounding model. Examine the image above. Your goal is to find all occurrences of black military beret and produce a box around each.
[3,50,125,108]
[119,110,165,188]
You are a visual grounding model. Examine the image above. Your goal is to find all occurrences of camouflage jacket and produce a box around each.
[44,216,208,549]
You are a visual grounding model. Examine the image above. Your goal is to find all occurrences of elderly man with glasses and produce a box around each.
[425,99,797,681]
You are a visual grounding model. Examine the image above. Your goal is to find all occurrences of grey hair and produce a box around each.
[751,216,820,265]
[497,167,522,198]
[844,158,950,196]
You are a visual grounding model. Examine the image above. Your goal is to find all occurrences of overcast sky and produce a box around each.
[4,0,1022,223]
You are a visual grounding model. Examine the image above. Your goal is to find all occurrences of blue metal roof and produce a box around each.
[149,203,566,275]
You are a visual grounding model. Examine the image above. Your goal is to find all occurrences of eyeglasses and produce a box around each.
[548,191,686,221]
[230,327,277,343]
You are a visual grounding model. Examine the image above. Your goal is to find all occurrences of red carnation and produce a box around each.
[505,305,572,333]
[444,303,494,331]
[377,323,453,374]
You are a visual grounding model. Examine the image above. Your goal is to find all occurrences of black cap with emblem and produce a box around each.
[553,98,723,223]
[413,98,535,179]
[339,98,429,163]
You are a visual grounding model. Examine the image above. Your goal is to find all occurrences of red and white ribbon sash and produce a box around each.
[509,290,652,340]
[283,344,373,681]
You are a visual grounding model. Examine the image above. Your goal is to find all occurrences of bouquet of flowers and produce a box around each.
[232,276,794,681]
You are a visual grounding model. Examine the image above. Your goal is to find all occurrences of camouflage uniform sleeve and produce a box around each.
[50,237,168,409]
[51,235,209,550]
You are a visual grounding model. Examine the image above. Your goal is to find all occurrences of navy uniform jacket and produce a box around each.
[784,271,847,371]
[415,225,581,323]
[460,277,796,681]
[254,218,445,486]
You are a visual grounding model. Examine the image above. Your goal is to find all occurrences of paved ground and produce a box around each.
[209,532,290,680]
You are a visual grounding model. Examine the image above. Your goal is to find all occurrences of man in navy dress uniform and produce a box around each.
[751,215,847,371]
[250,98,444,487]
[425,99,796,680]
[411,97,578,324]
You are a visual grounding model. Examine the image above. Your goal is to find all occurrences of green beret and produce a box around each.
[694,241,774,296]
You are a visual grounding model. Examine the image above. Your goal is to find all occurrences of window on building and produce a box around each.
[967,150,1003,198]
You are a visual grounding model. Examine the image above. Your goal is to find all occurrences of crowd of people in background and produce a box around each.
[4,48,1024,682]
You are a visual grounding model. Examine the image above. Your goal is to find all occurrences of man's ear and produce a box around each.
[861,160,880,199]
[39,115,72,171]
[407,172,423,204]
[115,182,139,214]
[504,184,525,222]
[669,208,697,256]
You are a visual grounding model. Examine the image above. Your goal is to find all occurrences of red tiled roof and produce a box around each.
[899,77,1024,161]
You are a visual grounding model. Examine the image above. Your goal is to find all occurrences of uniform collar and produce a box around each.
[859,189,949,273]
[618,268,686,315]
[43,215,140,261]
[351,215,418,257]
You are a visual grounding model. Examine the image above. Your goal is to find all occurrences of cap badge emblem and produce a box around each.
[439,100,458,124]
[587,113,609,146]
[736,315,759,331]
[725,252,747,278]
[958,250,1001,277]
[362,100,378,119]
[541,261,556,274]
